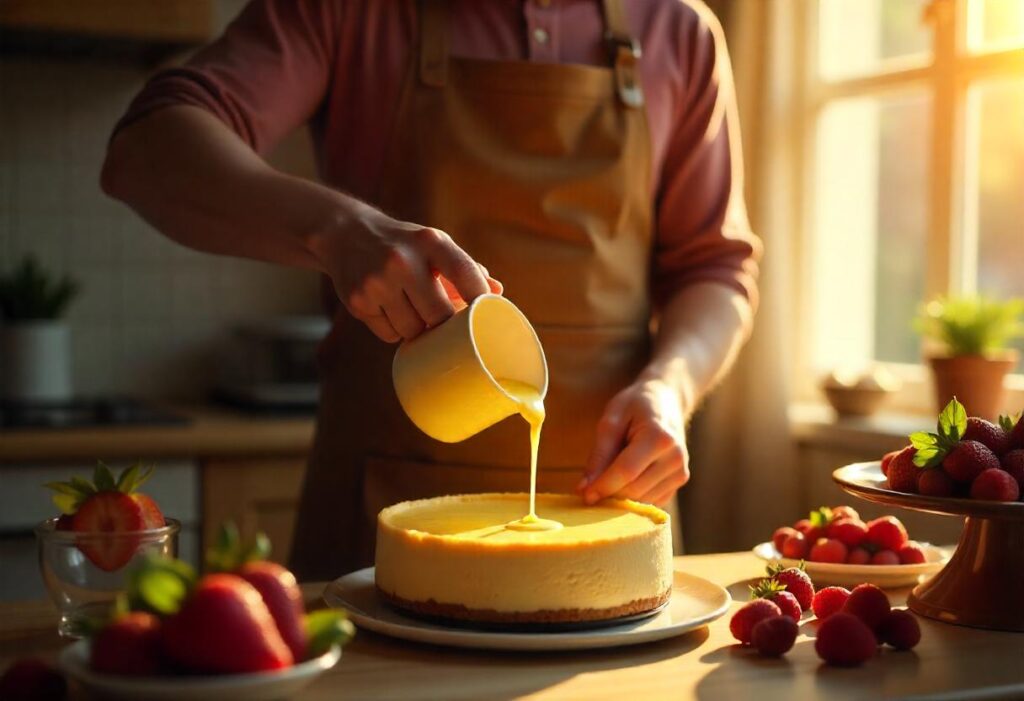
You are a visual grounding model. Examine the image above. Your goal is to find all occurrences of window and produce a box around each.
[802,0,1024,407]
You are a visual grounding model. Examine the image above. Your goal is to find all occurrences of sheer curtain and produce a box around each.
[679,0,803,552]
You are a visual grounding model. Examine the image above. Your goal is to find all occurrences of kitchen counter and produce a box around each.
[0,404,316,463]
[3,551,1022,700]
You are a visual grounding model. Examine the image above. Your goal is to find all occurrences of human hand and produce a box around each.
[577,378,690,506]
[318,205,502,342]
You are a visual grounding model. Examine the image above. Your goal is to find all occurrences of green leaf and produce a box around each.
[909,432,938,450]
[116,463,140,493]
[304,610,355,659]
[938,397,967,441]
[45,481,81,497]
[809,507,833,530]
[206,522,242,572]
[70,476,96,497]
[127,555,196,615]
[94,463,116,492]
[913,446,945,469]
[52,493,79,515]
[243,532,272,564]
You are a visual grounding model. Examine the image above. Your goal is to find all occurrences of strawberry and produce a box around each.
[897,542,927,565]
[237,562,307,661]
[846,547,871,565]
[918,467,955,497]
[772,526,798,554]
[162,574,293,674]
[809,537,847,564]
[751,615,798,657]
[767,564,814,611]
[827,518,868,547]
[1005,413,1024,450]
[749,579,801,621]
[1001,450,1024,492]
[793,519,822,542]
[45,462,165,572]
[886,447,919,493]
[91,612,163,676]
[781,532,808,559]
[970,468,1020,501]
[843,583,890,631]
[812,586,850,620]
[880,450,901,477]
[870,549,900,565]
[729,599,781,645]
[830,505,860,521]
[865,516,908,551]
[877,609,921,650]
[0,659,66,701]
[943,440,1000,483]
[815,613,876,667]
[963,417,1010,456]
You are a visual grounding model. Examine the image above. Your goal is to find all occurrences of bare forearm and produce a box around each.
[641,282,754,417]
[101,105,358,272]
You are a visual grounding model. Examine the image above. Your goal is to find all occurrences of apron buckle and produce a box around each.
[604,32,644,109]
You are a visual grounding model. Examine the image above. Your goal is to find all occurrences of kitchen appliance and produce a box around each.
[215,316,330,412]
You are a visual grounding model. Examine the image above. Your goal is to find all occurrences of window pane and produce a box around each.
[818,0,932,80]
[967,0,1024,52]
[970,80,1024,369]
[811,94,931,372]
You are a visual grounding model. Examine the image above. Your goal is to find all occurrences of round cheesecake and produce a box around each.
[374,493,673,624]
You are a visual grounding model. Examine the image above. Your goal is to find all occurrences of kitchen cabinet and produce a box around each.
[202,457,307,567]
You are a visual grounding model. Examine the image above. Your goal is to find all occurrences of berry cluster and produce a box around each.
[730,566,922,666]
[771,506,926,566]
[882,399,1024,502]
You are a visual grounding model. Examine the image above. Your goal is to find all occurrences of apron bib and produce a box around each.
[290,0,660,580]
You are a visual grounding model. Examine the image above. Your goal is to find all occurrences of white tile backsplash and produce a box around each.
[1,52,320,399]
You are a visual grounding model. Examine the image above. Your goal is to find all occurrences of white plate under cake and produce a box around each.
[374,493,673,624]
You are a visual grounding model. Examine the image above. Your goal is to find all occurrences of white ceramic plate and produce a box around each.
[752,541,951,588]
[57,640,341,701]
[322,566,729,651]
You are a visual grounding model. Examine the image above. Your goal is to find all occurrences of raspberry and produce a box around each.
[918,468,955,497]
[870,549,900,565]
[898,542,926,565]
[886,447,919,493]
[730,599,782,645]
[1001,450,1024,490]
[943,440,1000,483]
[811,586,850,620]
[846,547,871,565]
[877,609,921,650]
[827,518,868,547]
[772,526,799,554]
[809,537,848,564]
[751,615,798,657]
[865,516,908,551]
[781,532,808,559]
[769,566,814,611]
[963,417,1010,456]
[843,583,891,631]
[970,468,1020,501]
[815,613,877,667]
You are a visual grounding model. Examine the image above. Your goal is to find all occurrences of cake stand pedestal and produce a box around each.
[833,461,1024,632]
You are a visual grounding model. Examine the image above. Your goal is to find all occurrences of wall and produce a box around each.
[0,0,321,399]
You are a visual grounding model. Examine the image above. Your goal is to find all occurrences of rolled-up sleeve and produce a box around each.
[113,0,338,155]
[652,6,761,310]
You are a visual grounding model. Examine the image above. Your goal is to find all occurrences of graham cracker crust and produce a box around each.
[377,587,672,624]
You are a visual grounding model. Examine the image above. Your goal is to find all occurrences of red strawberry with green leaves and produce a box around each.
[909,398,1000,484]
[205,523,308,661]
[45,463,165,572]
[749,578,801,621]
[963,417,1010,456]
[999,412,1024,451]
[766,563,814,611]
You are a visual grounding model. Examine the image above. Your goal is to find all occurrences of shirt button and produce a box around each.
[533,27,549,44]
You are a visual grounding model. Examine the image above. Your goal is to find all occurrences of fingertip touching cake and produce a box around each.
[374,492,673,624]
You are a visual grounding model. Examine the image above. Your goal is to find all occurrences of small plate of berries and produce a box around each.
[753,505,949,588]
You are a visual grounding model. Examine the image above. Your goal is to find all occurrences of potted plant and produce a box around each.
[914,295,1024,419]
[0,256,80,403]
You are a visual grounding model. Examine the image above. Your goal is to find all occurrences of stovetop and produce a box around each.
[0,397,190,429]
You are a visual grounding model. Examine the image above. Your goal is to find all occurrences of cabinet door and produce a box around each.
[202,458,306,567]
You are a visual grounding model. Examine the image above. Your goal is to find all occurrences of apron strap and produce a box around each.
[601,0,645,108]
[419,0,644,108]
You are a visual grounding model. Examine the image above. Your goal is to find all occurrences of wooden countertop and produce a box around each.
[3,552,1022,700]
[0,405,316,463]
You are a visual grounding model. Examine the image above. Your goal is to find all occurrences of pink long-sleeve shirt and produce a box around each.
[117,0,760,305]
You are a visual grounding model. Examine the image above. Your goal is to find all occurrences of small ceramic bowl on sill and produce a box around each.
[821,368,901,417]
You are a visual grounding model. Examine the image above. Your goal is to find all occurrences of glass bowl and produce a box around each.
[35,518,180,637]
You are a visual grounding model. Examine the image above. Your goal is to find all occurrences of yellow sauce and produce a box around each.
[495,378,563,532]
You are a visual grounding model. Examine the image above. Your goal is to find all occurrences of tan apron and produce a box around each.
[290,0,660,580]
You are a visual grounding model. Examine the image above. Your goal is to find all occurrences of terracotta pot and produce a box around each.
[927,352,1017,419]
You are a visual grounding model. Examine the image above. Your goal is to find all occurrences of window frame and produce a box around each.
[796,0,1024,414]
